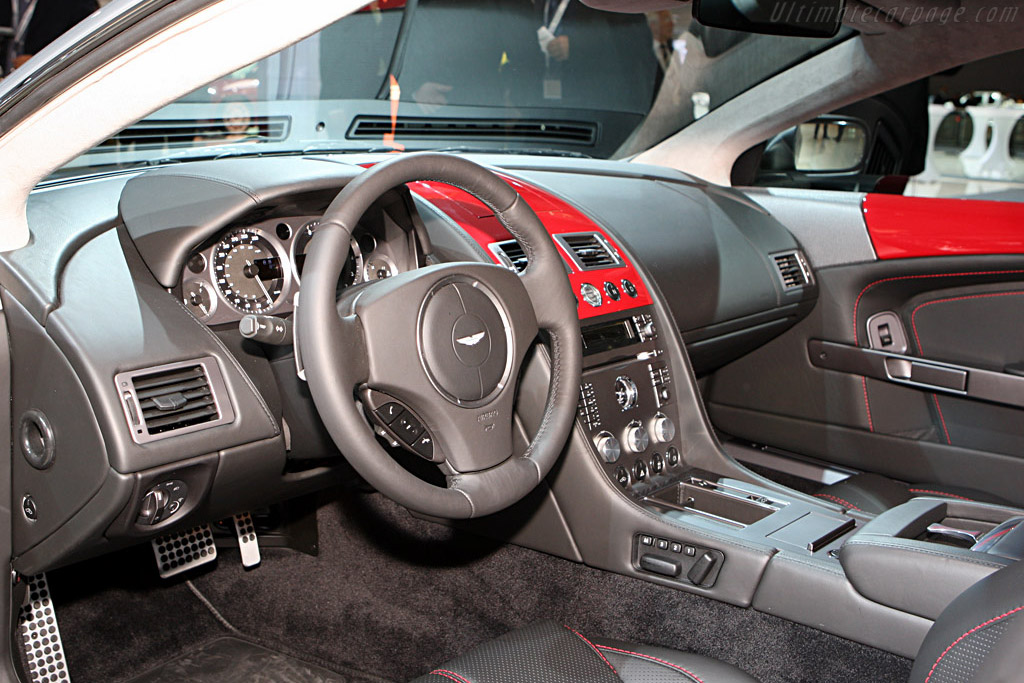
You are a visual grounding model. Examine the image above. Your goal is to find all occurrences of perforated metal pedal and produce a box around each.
[233,512,261,568]
[18,572,70,683]
[152,523,217,579]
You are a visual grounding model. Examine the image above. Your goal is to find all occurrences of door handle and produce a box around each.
[808,339,1024,409]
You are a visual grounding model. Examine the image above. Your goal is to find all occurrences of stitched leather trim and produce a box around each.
[907,488,972,501]
[814,493,862,511]
[597,645,705,683]
[563,625,618,675]
[430,669,473,683]
[924,605,1024,683]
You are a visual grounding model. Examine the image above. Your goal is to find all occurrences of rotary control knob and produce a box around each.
[594,431,621,463]
[639,319,656,338]
[624,421,650,453]
[652,413,676,443]
[137,488,168,525]
[614,376,639,411]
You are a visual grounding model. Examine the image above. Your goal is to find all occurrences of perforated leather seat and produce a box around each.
[815,472,1012,515]
[411,620,757,683]
[415,559,1024,683]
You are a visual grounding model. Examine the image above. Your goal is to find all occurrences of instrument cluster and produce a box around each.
[181,215,403,325]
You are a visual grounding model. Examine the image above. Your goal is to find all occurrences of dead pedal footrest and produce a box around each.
[18,572,70,683]
[233,512,261,568]
[152,523,217,579]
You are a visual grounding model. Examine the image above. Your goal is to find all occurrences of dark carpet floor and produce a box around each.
[48,490,914,683]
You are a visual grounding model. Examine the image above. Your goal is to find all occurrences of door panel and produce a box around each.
[706,249,1024,507]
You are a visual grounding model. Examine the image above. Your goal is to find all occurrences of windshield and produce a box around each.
[53,0,848,179]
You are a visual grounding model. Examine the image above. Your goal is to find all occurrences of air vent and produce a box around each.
[489,240,528,272]
[91,116,291,152]
[555,232,622,271]
[116,358,235,444]
[347,116,597,146]
[772,250,813,290]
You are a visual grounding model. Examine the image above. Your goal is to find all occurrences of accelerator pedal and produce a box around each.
[18,572,70,682]
[233,512,261,568]
[152,523,217,579]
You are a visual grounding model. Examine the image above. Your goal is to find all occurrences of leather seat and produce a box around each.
[412,620,757,682]
[815,472,1012,515]
[416,559,1024,683]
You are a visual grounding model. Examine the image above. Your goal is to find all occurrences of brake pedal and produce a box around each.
[152,523,217,579]
[18,572,70,683]
[233,512,261,568]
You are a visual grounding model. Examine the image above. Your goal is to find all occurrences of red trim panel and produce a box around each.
[862,194,1024,260]
[410,176,653,320]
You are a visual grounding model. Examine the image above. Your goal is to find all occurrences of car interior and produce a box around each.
[0,0,1023,682]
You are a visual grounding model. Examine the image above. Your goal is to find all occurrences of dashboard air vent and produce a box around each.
[489,240,528,272]
[116,358,235,444]
[347,116,597,146]
[772,250,813,289]
[554,232,622,271]
[92,116,291,151]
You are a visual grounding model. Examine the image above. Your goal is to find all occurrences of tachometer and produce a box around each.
[292,220,363,287]
[212,230,286,313]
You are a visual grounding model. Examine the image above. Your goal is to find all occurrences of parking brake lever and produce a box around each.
[926,523,980,544]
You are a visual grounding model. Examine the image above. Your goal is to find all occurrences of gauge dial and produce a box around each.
[364,255,396,281]
[212,230,286,313]
[183,281,215,321]
[292,220,364,287]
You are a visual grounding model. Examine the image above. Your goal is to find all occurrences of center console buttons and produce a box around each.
[632,458,648,481]
[614,466,630,488]
[652,413,676,443]
[624,421,650,453]
[604,281,621,301]
[666,446,680,467]
[594,431,621,463]
[650,452,664,475]
[621,279,638,298]
[614,376,639,411]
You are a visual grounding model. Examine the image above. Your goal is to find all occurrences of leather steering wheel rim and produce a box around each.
[296,153,582,519]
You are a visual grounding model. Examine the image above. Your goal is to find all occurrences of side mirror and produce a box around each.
[693,0,846,38]
[792,117,868,172]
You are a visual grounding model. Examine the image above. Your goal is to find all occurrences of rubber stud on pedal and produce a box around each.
[18,572,70,682]
[233,512,261,568]
[152,523,217,579]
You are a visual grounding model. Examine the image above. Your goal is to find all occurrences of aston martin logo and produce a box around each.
[456,331,486,346]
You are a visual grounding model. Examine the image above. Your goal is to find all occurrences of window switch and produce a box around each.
[878,323,893,347]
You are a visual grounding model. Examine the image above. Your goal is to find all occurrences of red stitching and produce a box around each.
[596,645,705,683]
[924,606,1024,682]
[910,291,1024,353]
[814,493,862,511]
[931,394,952,445]
[430,670,472,683]
[851,270,1024,345]
[907,488,972,501]
[861,376,874,432]
[563,625,618,675]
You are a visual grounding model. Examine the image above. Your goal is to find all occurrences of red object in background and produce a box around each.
[863,194,1024,260]
[358,0,406,11]
[410,176,653,320]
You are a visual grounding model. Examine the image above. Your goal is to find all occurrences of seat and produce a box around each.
[416,559,1024,683]
[815,472,1012,515]
[411,620,757,683]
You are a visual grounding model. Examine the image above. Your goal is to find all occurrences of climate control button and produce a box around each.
[625,421,650,453]
[632,459,648,482]
[594,431,621,463]
[652,413,676,443]
[614,375,639,411]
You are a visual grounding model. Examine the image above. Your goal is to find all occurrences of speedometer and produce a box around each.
[212,230,286,313]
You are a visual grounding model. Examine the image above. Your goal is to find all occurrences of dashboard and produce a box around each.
[0,153,817,576]
[181,214,413,325]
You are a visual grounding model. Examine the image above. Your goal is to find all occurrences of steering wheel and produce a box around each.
[296,154,582,519]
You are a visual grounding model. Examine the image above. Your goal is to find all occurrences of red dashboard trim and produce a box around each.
[410,176,653,320]
[862,194,1024,260]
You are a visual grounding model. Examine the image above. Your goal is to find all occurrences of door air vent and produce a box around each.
[554,232,622,271]
[772,250,813,289]
[347,116,598,146]
[489,240,528,272]
[116,358,235,444]
[92,116,291,151]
